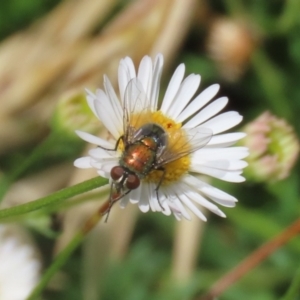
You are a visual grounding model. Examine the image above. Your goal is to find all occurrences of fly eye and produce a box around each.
[126,174,140,190]
[111,166,124,181]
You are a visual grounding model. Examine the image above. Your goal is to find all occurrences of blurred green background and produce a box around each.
[0,0,300,300]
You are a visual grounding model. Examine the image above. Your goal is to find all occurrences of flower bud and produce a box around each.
[242,111,299,182]
[51,89,100,139]
[206,17,258,82]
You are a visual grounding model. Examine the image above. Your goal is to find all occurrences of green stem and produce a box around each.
[280,266,300,300]
[0,177,108,220]
[27,231,84,300]
[0,133,59,201]
[27,201,108,300]
[40,187,109,214]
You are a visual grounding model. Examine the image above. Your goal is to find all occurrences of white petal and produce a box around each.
[119,194,130,208]
[149,54,163,110]
[85,89,98,117]
[124,78,150,131]
[200,111,243,134]
[118,62,129,103]
[148,193,157,212]
[184,174,236,204]
[75,130,115,148]
[124,57,136,78]
[91,160,117,173]
[74,157,92,169]
[182,183,226,217]
[124,78,149,115]
[152,183,164,212]
[88,148,116,159]
[94,92,123,139]
[95,87,123,121]
[194,147,249,161]
[130,186,141,204]
[184,97,228,128]
[138,182,150,212]
[204,189,237,203]
[166,74,201,120]
[160,194,172,216]
[118,57,136,102]
[191,159,248,171]
[92,157,119,168]
[191,165,245,182]
[103,75,123,122]
[147,182,156,211]
[161,185,183,218]
[166,185,191,220]
[172,198,191,220]
[161,64,185,113]
[207,132,246,147]
[173,212,182,221]
[200,185,237,207]
[178,193,207,221]
[177,84,220,122]
[137,56,153,100]
[97,169,109,178]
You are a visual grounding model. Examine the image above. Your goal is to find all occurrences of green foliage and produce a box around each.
[101,238,168,300]
[0,0,61,40]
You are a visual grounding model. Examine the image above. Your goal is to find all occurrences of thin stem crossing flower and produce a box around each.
[74,54,248,221]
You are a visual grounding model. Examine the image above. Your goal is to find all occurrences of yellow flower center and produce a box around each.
[128,111,191,186]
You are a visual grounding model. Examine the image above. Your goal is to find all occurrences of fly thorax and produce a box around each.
[120,142,156,177]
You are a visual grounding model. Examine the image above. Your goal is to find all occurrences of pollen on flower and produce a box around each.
[117,139,125,152]
[145,156,190,186]
[146,111,191,185]
[151,111,181,131]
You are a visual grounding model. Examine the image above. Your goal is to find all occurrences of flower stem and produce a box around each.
[26,200,109,300]
[0,176,108,220]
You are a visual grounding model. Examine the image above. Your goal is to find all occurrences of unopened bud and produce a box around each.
[206,17,258,81]
[52,90,100,139]
[242,111,299,182]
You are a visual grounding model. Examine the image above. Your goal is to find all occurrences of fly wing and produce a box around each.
[123,78,152,145]
[156,127,213,166]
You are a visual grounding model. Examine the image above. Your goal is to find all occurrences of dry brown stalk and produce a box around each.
[0,0,196,154]
[172,217,206,282]
[200,218,300,300]
[0,0,118,152]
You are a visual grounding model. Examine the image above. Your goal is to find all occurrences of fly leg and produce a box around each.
[154,167,166,211]
[103,184,131,222]
[98,135,124,151]
[103,183,117,222]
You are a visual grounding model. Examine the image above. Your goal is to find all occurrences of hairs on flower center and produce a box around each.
[119,111,191,186]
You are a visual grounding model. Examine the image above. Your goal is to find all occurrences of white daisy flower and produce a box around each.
[0,225,41,300]
[74,54,248,221]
